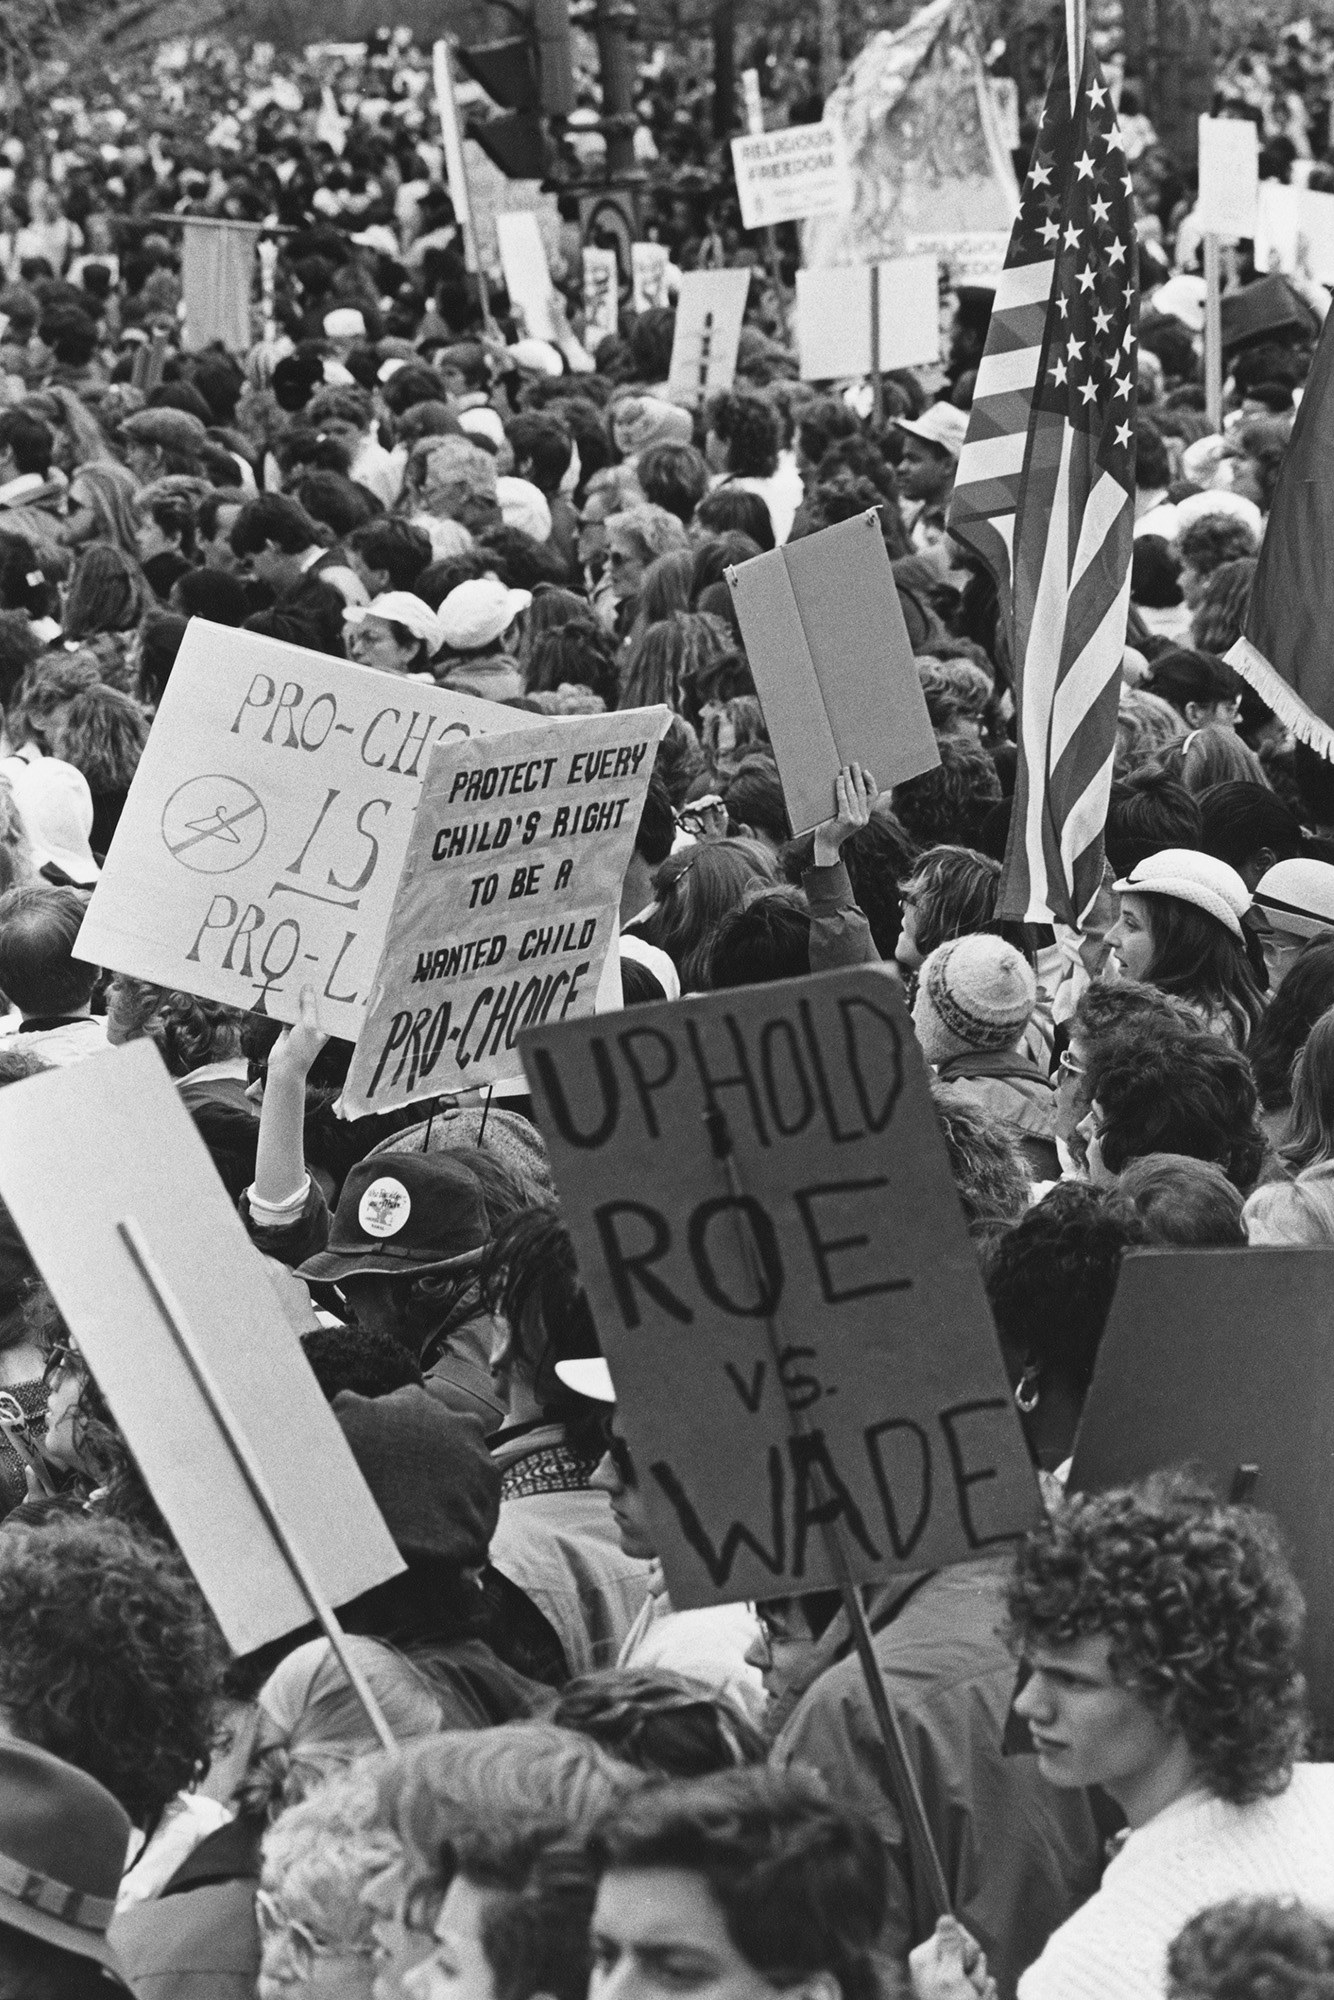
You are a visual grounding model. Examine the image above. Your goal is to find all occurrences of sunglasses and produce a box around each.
[41,1342,83,1388]
[601,1420,636,1486]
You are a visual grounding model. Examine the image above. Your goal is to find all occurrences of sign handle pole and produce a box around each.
[703,1113,952,1924]
[1204,231,1223,431]
[870,261,884,426]
[433,40,492,325]
[764,228,789,341]
[698,310,715,409]
[116,1217,398,1754]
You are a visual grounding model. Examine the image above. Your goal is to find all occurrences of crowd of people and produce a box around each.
[0,11,1331,2000]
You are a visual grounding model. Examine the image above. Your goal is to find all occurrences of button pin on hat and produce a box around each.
[358,1177,412,1239]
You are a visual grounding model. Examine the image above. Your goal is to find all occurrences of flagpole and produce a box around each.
[1065,0,1086,98]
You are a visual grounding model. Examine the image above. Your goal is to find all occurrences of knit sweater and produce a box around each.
[1018,1765,1334,2000]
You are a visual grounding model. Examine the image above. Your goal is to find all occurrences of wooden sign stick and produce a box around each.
[118,1217,397,1752]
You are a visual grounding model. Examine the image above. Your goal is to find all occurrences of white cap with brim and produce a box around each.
[438,578,533,652]
[8,757,99,886]
[1114,847,1251,939]
[893,402,969,459]
[344,591,445,651]
[323,307,367,340]
[1253,858,1334,940]
[555,1356,616,1402]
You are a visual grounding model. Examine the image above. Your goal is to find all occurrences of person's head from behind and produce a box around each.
[0,409,54,483]
[704,390,779,481]
[589,1766,886,2000]
[1007,1472,1308,1818]
[930,1086,1031,1240]
[637,442,710,525]
[1082,1022,1264,1191]
[1278,1007,1334,1174]
[1167,1897,1334,2000]
[1177,515,1261,609]
[1116,687,1187,777]
[1115,1152,1246,1246]
[62,543,146,640]
[301,1321,425,1402]
[706,887,812,989]
[229,493,328,591]
[984,1182,1145,1466]
[550,1669,765,1780]
[1197,780,1305,891]
[477,1205,601,1444]
[694,485,776,552]
[633,839,778,987]
[722,756,789,852]
[892,737,1002,849]
[0,885,96,1020]
[896,844,1000,973]
[0,1513,224,1830]
[1103,771,1202,879]
[1242,1166,1334,1246]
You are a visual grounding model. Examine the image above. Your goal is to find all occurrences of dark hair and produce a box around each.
[476,526,569,595]
[505,413,573,495]
[637,443,710,524]
[632,840,778,983]
[0,532,61,620]
[550,1668,765,1777]
[1249,938,1334,1111]
[1087,1024,1265,1189]
[1142,648,1243,720]
[694,486,775,551]
[0,410,53,478]
[796,397,861,469]
[1006,1474,1308,1806]
[524,623,619,709]
[170,568,249,627]
[1131,535,1183,611]
[0,1515,225,1827]
[142,990,242,1076]
[477,1206,601,1445]
[1115,1152,1247,1246]
[1069,977,1203,1048]
[0,1919,114,2000]
[197,488,246,543]
[1134,417,1170,490]
[1129,892,1266,1046]
[1104,772,1203,877]
[1167,1897,1334,2000]
[228,493,326,558]
[621,612,727,714]
[7,653,99,753]
[899,844,1000,958]
[893,738,1002,848]
[707,888,812,988]
[1178,513,1260,578]
[706,391,779,479]
[984,1181,1144,1396]
[1197,781,1305,878]
[293,469,381,538]
[0,610,42,710]
[347,518,433,592]
[137,610,189,707]
[592,1767,885,2000]
[1191,559,1256,657]
[724,756,789,847]
[301,1322,425,1400]
[0,885,96,1015]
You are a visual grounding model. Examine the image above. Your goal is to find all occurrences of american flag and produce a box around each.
[948,38,1139,927]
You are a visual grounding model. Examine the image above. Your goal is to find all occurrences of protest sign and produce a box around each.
[582,246,620,347]
[0,1042,403,1657]
[725,510,939,834]
[666,269,752,405]
[496,210,557,342]
[521,966,1040,1611]
[730,122,852,232]
[631,240,671,313]
[795,254,939,380]
[903,231,1010,287]
[1070,1247,1334,1733]
[1197,115,1260,239]
[76,620,524,1038]
[344,706,670,1116]
[1255,179,1334,285]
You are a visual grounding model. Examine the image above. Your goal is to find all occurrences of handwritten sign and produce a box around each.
[520,968,1039,1610]
[726,511,939,834]
[730,122,852,232]
[631,241,671,313]
[583,246,620,348]
[1198,115,1260,240]
[75,620,523,1037]
[344,707,670,1115]
[666,269,752,407]
[0,1043,403,1655]
[496,210,557,343]
[795,255,940,381]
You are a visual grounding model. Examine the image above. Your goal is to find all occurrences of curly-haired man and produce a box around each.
[909,1474,1334,2000]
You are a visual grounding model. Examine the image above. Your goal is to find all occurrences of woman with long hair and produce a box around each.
[62,461,142,558]
[1108,848,1267,1047]
[1278,1006,1334,1174]
[1247,938,1334,1146]
[628,837,778,989]
[620,610,730,713]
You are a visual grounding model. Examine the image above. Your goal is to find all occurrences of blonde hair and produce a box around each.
[1242,1166,1334,1246]
[1116,688,1186,777]
[258,1764,396,1997]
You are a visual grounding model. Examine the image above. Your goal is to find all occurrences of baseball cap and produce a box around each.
[1114,847,1251,939]
[893,403,969,459]
[1253,858,1334,942]
[437,577,532,653]
[343,590,444,652]
[8,756,99,885]
[296,1153,489,1286]
[0,1738,131,1968]
[554,1356,615,1402]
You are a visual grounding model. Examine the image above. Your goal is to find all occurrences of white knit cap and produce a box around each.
[912,934,1036,1067]
[1114,847,1251,939]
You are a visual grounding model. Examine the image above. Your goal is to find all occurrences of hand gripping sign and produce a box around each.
[75,620,525,1037]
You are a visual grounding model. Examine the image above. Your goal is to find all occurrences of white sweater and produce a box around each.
[1018,1765,1334,2000]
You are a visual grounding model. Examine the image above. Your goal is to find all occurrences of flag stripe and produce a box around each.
[994,258,1058,308]
[956,431,1028,484]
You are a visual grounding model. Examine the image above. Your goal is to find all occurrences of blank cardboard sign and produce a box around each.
[1070,1247,1334,1736]
[0,1042,403,1655]
[795,256,940,381]
[726,510,939,834]
[521,966,1040,1611]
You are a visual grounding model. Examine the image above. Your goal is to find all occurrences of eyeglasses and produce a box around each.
[41,1342,82,1388]
[1057,1049,1086,1078]
[601,1420,636,1486]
